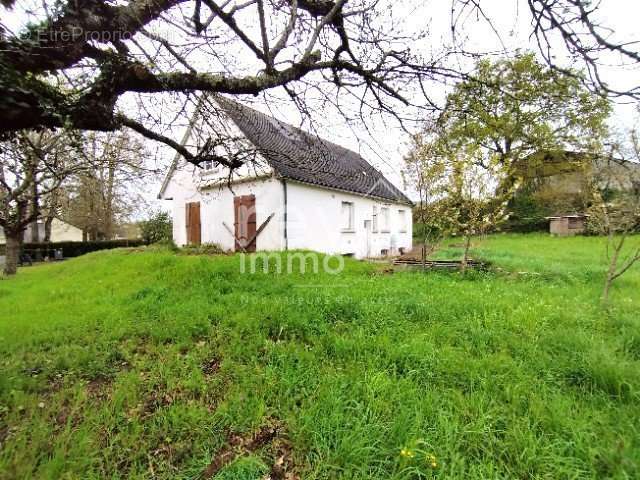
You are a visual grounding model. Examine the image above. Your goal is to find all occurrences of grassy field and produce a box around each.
[0,234,639,479]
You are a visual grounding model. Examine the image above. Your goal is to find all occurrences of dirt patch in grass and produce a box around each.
[265,436,299,480]
[86,377,113,401]
[0,424,10,449]
[53,398,82,432]
[139,390,176,420]
[47,373,65,393]
[201,419,299,479]
[202,357,221,376]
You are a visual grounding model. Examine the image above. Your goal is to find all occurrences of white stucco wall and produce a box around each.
[22,219,83,242]
[285,181,413,258]
[164,161,283,251]
[50,219,83,242]
[164,158,413,258]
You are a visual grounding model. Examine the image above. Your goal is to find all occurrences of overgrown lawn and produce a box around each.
[0,234,638,479]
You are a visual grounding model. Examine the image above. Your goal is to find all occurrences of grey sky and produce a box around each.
[3,0,639,207]
[238,0,640,190]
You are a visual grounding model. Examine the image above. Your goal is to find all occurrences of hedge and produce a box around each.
[0,239,147,258]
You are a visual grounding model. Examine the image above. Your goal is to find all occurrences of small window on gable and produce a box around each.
[398,209,407,233]
[201,160,217,173]
[372,205,378,232]
[380,207,390,232]
[341,201,354,231]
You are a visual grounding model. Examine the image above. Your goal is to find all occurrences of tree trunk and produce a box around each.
[602,236,622,305]
[3,233,20,276]
[104,158,116,239]
[29,159,40,243]
[30,220,40,243]
[44,215,54,242]
[461,235,472,274]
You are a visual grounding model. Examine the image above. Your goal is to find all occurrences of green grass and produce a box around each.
[0,234,639,479]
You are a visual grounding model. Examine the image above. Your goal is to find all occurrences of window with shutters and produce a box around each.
[398,209,407,233]
[341,201,355,231]
[380,207,390,232]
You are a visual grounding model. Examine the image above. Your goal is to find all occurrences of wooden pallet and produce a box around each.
[393,258,487,270]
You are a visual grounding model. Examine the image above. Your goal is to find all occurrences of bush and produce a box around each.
[17,239,147,259]
[179,243,226,255]
[504,193,549,233]
[140,211,173,244]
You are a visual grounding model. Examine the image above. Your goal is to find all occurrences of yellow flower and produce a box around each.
[400,448,416,459]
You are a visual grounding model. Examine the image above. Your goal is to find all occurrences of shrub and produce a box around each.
[140,211,173,244]
[504,193,549,233]
[180,243,226,255]
[18,239,147,259]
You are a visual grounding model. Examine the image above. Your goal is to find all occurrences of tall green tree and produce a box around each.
[437,53,611,195]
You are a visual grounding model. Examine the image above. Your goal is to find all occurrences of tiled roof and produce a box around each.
[216,96,412,205]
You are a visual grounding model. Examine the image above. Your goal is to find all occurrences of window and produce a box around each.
[398,209,407,233]
[380,207,390,232]
[341,201,354,231]
[201,160,218,173]
[372,206,378,232]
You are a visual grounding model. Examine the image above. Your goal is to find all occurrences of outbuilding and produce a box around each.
[547,214,588,236]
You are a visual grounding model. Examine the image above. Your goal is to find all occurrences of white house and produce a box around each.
[0,217,83,244]
[159,97,413,259]
[25,218,83,242]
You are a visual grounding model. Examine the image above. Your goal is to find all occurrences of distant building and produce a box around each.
[547,214,588,236]
[0,218,83,244]
[509,151,640,232]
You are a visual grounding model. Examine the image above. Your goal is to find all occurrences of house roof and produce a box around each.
[159,95,412,205]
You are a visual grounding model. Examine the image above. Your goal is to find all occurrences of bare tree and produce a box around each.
[443,154,510,273]
[403,127,450,265]
[60,131,154,241]
[0,0,638,173]
[586,135,640,304]
[454,0,640,99]
[0,131,86,275]
[404,120,512,273]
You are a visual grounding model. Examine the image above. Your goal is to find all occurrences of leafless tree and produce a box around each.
[587,135,640,304]
[402,126,449,265]
[0,131,87,275]
[0,0,638,173]
[60,131,156,240]
[453,0,640,99]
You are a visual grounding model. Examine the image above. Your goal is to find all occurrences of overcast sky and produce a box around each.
[4,0,639,210]
[228,0,640,193]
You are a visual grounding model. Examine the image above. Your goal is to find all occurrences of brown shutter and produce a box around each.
[233,196,241,250]
[185,202,201,245]
[233,195,256,252]
[245,195,256,252]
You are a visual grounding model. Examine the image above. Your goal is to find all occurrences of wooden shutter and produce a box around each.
[185,202,201,245]
[233,195,256,252]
